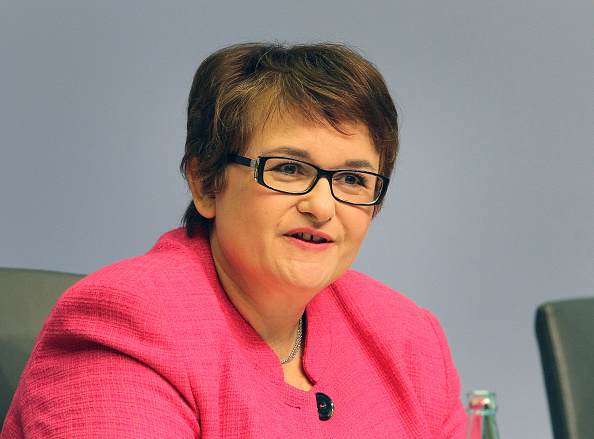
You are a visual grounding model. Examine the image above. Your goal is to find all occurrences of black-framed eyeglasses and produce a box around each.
[229,154,389,206]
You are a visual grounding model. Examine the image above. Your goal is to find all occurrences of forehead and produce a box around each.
[243,95,377,149]
[245,108,379,170]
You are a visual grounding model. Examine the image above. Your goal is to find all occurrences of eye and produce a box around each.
[265,159,315,179]
[335,172,369,188]
[273,162,301,175]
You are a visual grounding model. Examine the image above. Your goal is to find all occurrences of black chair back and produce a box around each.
[0,267,85,426]
[535,298,594,439]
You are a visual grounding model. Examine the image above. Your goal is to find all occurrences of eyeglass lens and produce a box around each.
[261,157,383,204]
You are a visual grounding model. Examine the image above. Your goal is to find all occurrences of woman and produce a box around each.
[2,43,466,438]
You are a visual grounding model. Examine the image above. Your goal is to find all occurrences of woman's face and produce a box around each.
[194,111,379,307]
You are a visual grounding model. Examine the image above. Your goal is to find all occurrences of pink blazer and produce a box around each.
[2,228,466,438]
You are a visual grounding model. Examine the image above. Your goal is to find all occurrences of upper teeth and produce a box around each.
[294,232,326,243]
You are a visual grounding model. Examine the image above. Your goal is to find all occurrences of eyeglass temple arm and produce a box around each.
[230,154,256,169]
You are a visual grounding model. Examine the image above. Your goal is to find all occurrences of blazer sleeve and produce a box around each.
[423,309,467,438]
[2,283,200,438]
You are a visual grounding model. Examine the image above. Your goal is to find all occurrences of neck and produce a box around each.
[212,258,308,360]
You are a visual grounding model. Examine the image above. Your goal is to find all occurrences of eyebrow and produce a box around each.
[263,146,311,159]
[262,146,378,171]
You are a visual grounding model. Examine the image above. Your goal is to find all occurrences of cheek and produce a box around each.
[344,207,374,239]
[214,189,285,252]
[339,209,374,264]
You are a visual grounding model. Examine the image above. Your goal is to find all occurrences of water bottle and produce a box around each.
[465,390,500,439]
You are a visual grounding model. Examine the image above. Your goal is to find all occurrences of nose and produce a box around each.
[296,177,336,222]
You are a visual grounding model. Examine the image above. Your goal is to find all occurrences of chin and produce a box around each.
[286,268,342,292]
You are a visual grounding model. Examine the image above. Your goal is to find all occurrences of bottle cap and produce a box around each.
[466,390,497,412]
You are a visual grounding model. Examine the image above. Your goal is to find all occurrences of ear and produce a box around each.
[187,159,216,219]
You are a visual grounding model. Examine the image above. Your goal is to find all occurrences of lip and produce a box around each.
[286,228,334,242]
[285,228,334,250]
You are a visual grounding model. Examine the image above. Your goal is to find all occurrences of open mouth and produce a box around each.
[291,232,329,243]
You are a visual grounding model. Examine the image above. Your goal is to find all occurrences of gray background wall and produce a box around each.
[1,1,593,437]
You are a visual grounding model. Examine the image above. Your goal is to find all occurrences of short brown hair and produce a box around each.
[180,42,399,236]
